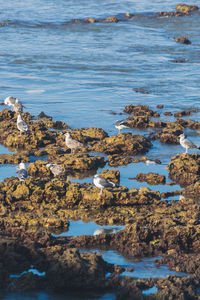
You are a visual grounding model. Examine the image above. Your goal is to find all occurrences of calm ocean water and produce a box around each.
[0,0,200,298]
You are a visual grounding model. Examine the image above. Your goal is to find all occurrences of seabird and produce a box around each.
[12,99,23,114]
[64,132,83,154]
[4,96,18,106]
[179,133,200,154]
[16,163,27,181]
[93,174,115,195]
[115,119,129,134]
[17,114,29,135]
[46,163,66,177]
[93,227,117,235]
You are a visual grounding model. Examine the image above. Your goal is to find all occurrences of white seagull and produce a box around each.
[179,133,200,154]
[16,163,27,181]
[4,96,18,106]
[64,132,83,154]
[115,119,129,134]
[46,163,66,177]
[17,115,29,135]
[93,227,117,235]
[93,174,115,195]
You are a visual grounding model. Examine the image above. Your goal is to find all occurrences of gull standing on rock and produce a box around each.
[115,119,130,134]
[46,163,66,177]
[17,114,29,135]
[179,133,200,154]
[64,132,83,154]
[17,163,27,181]
[12,99,24,114]
[93,174,115,195]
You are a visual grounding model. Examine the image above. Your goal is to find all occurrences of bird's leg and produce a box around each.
[71,149,75,155]
[98,188,103,195]
[118,129,120,135]
[185,148,188,154]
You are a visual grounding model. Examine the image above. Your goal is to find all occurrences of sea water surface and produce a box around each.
[0,0,200,298]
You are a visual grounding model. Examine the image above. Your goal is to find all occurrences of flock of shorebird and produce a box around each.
[3,96,200,195]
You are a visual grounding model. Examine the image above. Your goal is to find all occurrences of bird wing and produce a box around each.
[185,139,196,148]
[18,120,29,131]
[98,177,115,188]
[17,169,27,181]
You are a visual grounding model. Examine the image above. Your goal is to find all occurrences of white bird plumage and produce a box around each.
[93,174,115,195]
[17,115,29,135]
[115,119,129,134]
[4,96,18,106]
[179,133,200,154]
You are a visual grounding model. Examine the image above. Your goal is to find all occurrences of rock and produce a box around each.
[175,36,191,45]
[176,4,198,14]
[48,153,106,171]
[123,104,159,117]
[167,153,200,186]
[131,172,166,185]
[91,133,151,155]
[133,88,149,94]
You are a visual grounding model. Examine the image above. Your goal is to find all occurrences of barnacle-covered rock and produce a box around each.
[176,4,198,13]
[123,105,159,117]
[91,133,151,155]
[48,153,106,171]
[167,154,200,186]
[132,172,166,185]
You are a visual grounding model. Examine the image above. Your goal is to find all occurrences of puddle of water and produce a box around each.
[80,249,187,279]
[10,267,46,278]
[0,144,13,154]
[0,164,18,182]
[52,220,124,237]
[142,286,158,295]
[29,155,48,163]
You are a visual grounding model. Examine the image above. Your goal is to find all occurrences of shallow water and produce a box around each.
[0,0,200,297]
[80,249,187,278]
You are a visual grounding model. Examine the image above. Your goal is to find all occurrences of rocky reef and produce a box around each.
[1,100,200,299]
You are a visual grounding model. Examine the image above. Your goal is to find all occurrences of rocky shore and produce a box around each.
[1,97,200,299]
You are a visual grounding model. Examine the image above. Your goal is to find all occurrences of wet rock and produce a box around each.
[98,169,120,186]
[123,104,159,117]
[84,18,96,23]
[0,109,58,151]
[157,104,164,109]
[46,248,113,291]
[131,172,166,185]
[164,111,172,116]
[172,59,187,63]
[107,155,147,167]
[175,36,191,45]
[161,190,181,199]
[0,153,30,164]
[155,128,182,144]
[48,153,106,171]
[158,11,185,17]
[27,160,51,177]
[176,4,198,14]
[79,127,108,141]
[167,153,200,186]
[174,109,198,118]
[133,88,149,94]
[91,133,151,155]
[101,16,118,23]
